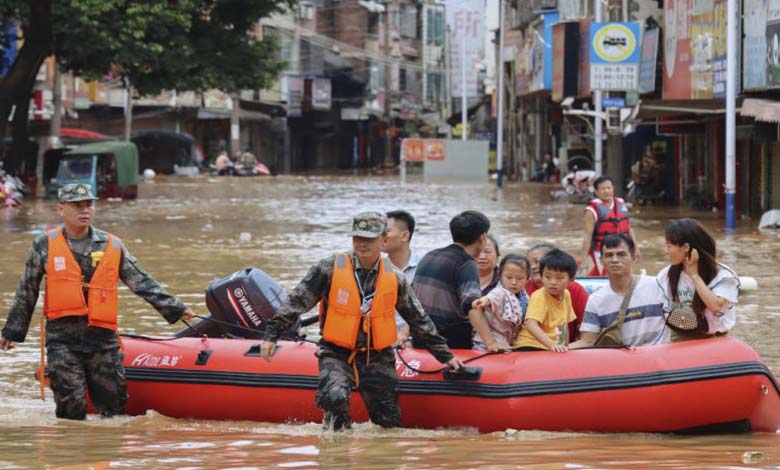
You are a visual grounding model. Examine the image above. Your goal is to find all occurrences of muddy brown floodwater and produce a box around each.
[1,174,779,469]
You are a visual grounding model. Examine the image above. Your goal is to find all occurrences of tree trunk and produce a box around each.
[0,0,52,169]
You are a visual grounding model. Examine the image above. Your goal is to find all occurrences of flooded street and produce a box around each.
[2,174,780,469]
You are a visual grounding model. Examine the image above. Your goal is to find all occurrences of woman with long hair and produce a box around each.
[656,218,739,342]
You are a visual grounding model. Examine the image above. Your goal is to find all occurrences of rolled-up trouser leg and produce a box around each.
[47,347,88,420]
[357,348,401,428]
[315,350,353,430]
[85,348,127,417]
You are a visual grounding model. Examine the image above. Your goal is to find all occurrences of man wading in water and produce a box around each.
[260,211,462,430]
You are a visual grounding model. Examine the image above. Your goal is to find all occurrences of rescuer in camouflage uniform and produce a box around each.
[0,184,195,420]
[261,211,463,431]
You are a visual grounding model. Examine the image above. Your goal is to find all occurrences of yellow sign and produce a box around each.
[452,123,471,137]
[593,24,637,63]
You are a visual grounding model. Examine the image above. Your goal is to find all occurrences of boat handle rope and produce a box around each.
[120,314,319,345]
[394,346,501,374]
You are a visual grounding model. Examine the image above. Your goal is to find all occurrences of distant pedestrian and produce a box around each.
[0,184,195,420]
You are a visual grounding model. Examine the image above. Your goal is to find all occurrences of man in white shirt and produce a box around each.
[382,210,422,343]
[571,234,669,348]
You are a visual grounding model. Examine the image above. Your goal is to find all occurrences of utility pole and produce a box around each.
[231,92,241,155]
[460,20,467,141]
[50,60,62,148]
[593,0,603,175]
[123,78,133,142]
[725,0,736,228]
[495,0,505,188]
[445,24,453,139]
[384,0,393,167]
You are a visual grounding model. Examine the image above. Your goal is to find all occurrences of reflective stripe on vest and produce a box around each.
[320,253,398,350]
[589,198,631,252]
[43,228,122,331]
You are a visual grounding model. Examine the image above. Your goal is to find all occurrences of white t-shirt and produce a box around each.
[580,275,669,346]
[655,264,739,334]
[389,249,424,329]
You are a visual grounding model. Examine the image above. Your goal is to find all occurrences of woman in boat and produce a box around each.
[656,218,739,342]
[476,234,500,295]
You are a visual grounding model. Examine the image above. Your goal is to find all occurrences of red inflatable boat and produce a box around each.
[120,336,780,433]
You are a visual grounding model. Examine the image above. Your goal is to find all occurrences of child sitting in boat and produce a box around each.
[513,249,578,352]
[470,254,531,351]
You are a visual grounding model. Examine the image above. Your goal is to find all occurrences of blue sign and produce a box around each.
[590,22,642,91]
[589,22,641,65]
[603,97,626,108]
[529,10,559,93]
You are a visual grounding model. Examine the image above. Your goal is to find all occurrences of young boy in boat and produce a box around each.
[513,249,578,352]
[471,254,531,352]
[259,211,463,431]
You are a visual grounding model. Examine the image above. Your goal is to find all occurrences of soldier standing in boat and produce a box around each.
[260,211,462,431]
[0,183,195,420]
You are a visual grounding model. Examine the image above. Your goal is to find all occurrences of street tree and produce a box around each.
[0,0,289,172]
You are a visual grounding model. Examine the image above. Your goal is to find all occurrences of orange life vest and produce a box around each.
[43,228,122,331]
[320,254,398,350]
[588,197,631,253]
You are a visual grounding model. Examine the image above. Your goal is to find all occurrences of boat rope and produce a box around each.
[394,346,501,374]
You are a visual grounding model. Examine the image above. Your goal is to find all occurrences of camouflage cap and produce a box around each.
[58,183,98,203]
[349,211,387,238]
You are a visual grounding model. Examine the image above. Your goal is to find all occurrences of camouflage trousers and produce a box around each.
[315,346,400,431]
[46,346,128,420]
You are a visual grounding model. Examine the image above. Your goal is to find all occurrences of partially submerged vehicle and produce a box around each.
[48,141,140,199]
[131,130,204,175]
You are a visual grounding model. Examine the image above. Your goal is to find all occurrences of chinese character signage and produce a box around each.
[529,10,559,93]
[663,0,692,98]
[447,0,485,98]
[639,27,659,94]
[663,0,732,98]
[743,0,767,89]
[589,22,641,91]
[767,0,780,86]
[401,139,446,162]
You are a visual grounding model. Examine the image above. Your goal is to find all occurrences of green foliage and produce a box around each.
[2,0,291,95]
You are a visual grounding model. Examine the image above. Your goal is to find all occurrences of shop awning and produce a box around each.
[637,99,731,118]
[741,98,780,123]
[196,108,271,122]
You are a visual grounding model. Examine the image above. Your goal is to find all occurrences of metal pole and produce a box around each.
[461,20,467,141]
[495,0,505,188]
[593,0,603,175]
[725,0,737,229]
[385,0,394,167]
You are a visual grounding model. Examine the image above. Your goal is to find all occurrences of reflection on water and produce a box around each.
[2,175,780,469]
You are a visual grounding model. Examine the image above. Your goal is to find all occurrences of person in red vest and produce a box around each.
[0,183,195,420]
[260,211,462,431]
[578,176,640,276]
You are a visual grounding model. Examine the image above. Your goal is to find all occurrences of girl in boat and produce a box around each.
[471,254,531,352]
[656,218,739,342]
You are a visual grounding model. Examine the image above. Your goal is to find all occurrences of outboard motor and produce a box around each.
[177,268,300,339]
